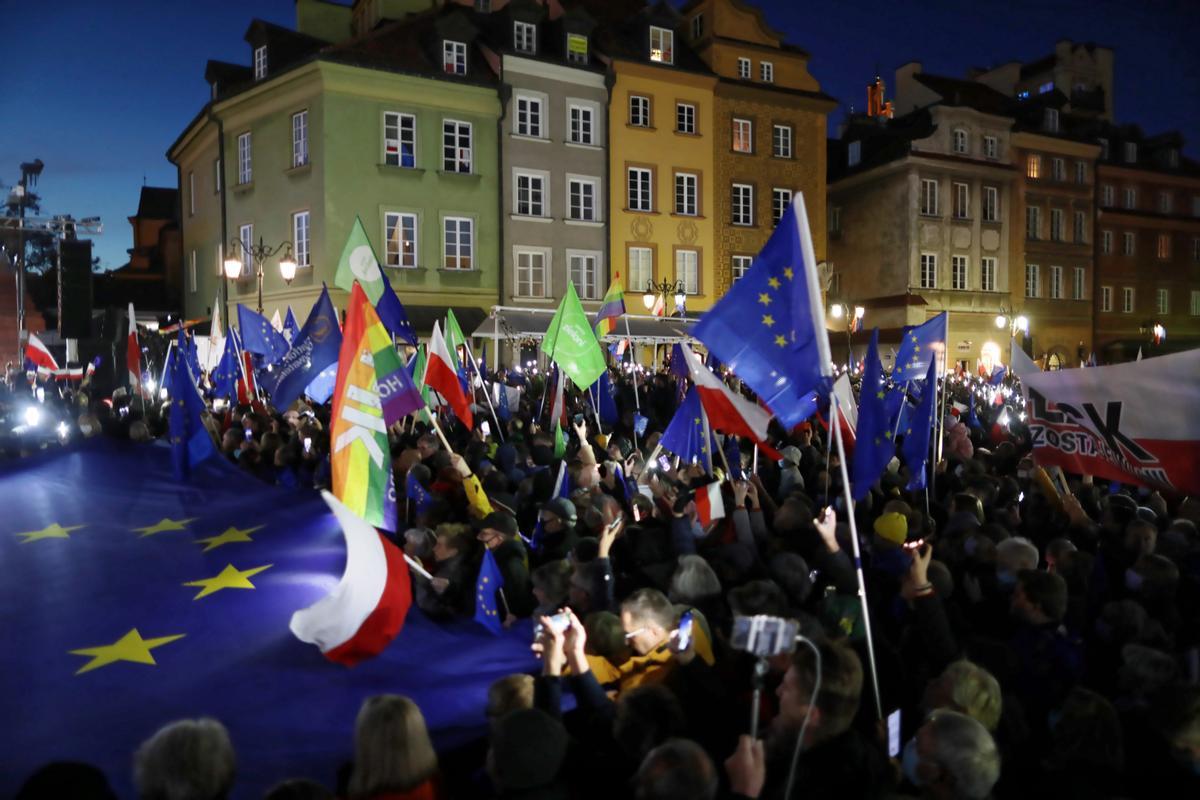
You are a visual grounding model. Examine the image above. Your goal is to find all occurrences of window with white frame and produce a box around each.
[1027,154,1041,179]
[515,249,547,297]
[1026,206,1041,240]
[566,33,588,64]
[292,110,308,168]
[691,13,703,40]
[1076,161,1087,183]
[568,178,597,221]
[1052,157,1066,181]
[1044,108,1059,132]
[254,46,267,80]
[188,172,195,216]
[516,95,544,138]
[981,257,996,292]
[568,104,594,145]
[1157,288,1169,314]
[674,172,698,216]
[1102,184,1115,206]
[1123,187,1137,209]
[983,186,999,222]
[773,124,792,158]
[920,178,938,215]
[292,211,310,267]
[214,158,221,193]
[1123,231,1136,255]
[952,129,967,154]
[760,61,774,83]
[1124,141,1137,163]
[443,217,473,269]
[628,246,653,290]
[1050,208,1064,241]
[953,182,969,219]
[239,224,254,275]
[732,118,753,153]
[384,112,416,168]
[1025,264,1039,298]
[1159,191,1173,214]
[629,95,650,127]
[732,254,752,281]
[1050,265,1063,299]
[772,188,792,227]
[237,132,252,184]
[570,252,600,299]
[444,40,467,74]
[737,58,751,79]
[1122,286,1134,313]
[443,120,472,172]
[983,135,998,159]
[676,249,699,294]
[952,255,969,290]
[920,253,937,289]
[732,183,754,225]
[1192,290,1200,315]
[514,21,536,54]
[1102,230,1113,254]
[385,212,418,268]
[189,250,196,293]
[1158,233,1171,259]
[649,26,673,63]
[628,167,652,211]
[848,140,861,166]
[676,103,696,135]
[515,171,546,217]
[1102,286,1112,312]
[1073,267,1085,300]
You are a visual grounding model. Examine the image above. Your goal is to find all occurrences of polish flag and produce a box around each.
[694,481,725,526]
[424,321,473,428]
[679,342,780,458]
[238,350,258,405]
[651,295,666,317]
[831,372,858,459]
[24,332,59,372]
[127,302,142,396]
[290,491,413,666]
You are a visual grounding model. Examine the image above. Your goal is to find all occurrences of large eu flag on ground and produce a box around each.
[0,440,538,797]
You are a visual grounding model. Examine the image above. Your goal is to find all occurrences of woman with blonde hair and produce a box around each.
[346,695,443,800]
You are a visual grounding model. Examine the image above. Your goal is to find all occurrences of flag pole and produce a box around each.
[624,317,642,451]
[830,392,884,721]
[463,339,505,442]
[426,405,455,454]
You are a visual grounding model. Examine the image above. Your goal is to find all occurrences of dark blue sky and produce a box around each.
[3,0,1196,272]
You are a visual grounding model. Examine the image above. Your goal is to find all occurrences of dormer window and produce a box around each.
[253,46,267,81]
[649,26,673,64]
[514,21,536,54]
[1044,108,1059,133]
[1124,141,1137,163]
[444,40,467,75]
[567,33,588,65]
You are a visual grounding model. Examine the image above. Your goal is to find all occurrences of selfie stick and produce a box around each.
[749,656,769,739]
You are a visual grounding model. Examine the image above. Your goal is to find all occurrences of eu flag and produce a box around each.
[594,369,619,426]
[851,329,893,501]
[283,306,300,343]
[210,332,241,400]
[237,304,290,364]
[989,364,1007,386]
[376,267,417,346]
[259,286,343,411]
[693,198,830,428]
[659,387,714,472]
[475,548,506,635]
[406,470,434,516]
[167,335,219,481]
[893,312,948,383]
[900,356,939,490]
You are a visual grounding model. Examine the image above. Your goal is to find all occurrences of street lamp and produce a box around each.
[224,236,297,314]
[642,278,686,317]
[995,310,1029,365]
[829,302,865,371]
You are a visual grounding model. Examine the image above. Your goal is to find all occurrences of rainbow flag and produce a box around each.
[593,272,626,339]
[331,283,422,530]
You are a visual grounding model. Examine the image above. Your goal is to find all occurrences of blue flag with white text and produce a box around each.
[259,287,343,410]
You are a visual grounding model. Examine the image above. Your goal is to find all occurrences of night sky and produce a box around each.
[2,0,1196,273]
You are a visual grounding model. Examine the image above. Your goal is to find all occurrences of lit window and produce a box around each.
[443,217,473,270]
[1026,154,1041,179]
[732,118,753,153]
[649,26,673,64]
[443,40,467,75]
[384,112,416,168]
[384,212,418,268]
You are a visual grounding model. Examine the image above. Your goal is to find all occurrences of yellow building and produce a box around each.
[602,6,718,311]
[682,0,835,297]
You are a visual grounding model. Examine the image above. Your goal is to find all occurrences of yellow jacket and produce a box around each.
[585,614,715,692]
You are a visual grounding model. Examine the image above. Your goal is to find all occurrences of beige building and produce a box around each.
[827,65,1017,370]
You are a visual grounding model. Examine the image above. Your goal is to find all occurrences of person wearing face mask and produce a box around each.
[900,710,1000,800]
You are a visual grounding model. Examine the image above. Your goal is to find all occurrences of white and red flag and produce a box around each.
[678,342,780,459]
[127,302,142,396]
[24,332,58,373]
[289,491,413,666]
[1021,348,1200,496]
[424,321,473,428]
[694,482,726,526]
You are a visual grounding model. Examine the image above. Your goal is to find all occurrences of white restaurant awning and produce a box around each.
[470,305,702,345]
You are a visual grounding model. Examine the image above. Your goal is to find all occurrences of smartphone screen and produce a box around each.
[676,610,694,651]
[481,420,491,438]
[303,437,312,453]
[632,503,642,522]
[657,455,671,471]
[887,709,901,758]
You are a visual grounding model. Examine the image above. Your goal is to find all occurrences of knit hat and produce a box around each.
[477,511,518,539]
[873,512,908,546]
[543,497,577,525]
[491,709,568,790]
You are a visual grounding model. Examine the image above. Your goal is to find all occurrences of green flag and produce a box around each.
[445,308,467,370]
[334,216,387,305]
[542,283,606,388]
[411,344,433,424]
[553,422,566,459]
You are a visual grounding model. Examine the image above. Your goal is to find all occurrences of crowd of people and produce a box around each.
[11,358,1200,799]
